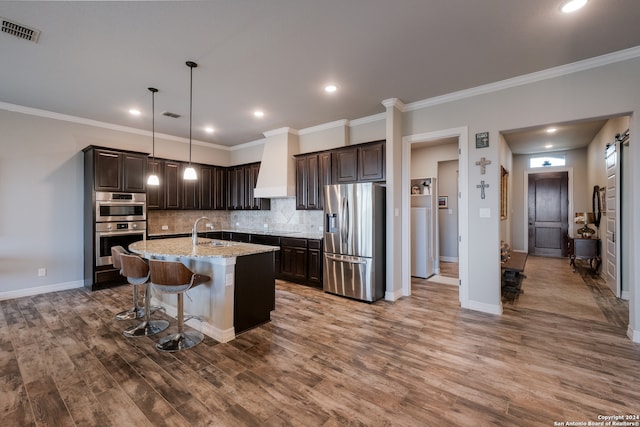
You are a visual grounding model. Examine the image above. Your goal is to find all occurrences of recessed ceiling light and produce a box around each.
[546,127,557,133]
[545,144,553,149]
[561,0,587,13]
[254,110,264,118]
[205,126,215,133]
[324,84,337,93]
[129,108,141,116]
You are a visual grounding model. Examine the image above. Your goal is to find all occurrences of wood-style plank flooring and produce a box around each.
[1,260,639,426]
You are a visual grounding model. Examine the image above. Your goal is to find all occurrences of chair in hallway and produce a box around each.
[119,253,169,337]
[111,245,144,321]
[148,259,210,352]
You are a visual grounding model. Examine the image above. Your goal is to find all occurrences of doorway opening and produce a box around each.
[401,127,469,308]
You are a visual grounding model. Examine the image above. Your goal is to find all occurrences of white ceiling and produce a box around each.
[1,1,639,148]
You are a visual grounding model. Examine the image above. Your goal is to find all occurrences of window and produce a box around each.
[529,156,566,168]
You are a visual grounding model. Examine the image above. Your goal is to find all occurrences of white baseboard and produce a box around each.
[150,298,236,343]
[463,299,503,315]
[627,325,640,343]
[0,280,84,301]
[440,256,459,263]
[385,288,404,301]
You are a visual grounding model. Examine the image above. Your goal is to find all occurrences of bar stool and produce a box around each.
[111,245,144,320]
[119,253,169,337]
[148,259,210,352]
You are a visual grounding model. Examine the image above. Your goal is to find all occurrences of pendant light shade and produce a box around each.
[183,60,198,181]
[147,87,160,186]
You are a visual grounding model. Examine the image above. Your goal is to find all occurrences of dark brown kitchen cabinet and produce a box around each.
[226,166,245,210]
[182,164,200,210]
[280,237,323,287]
[92,148,147,193]
[295,151,331,210]
[227,162,269,210]
[358,141,385,181]
[332,140,385,184]
[307,239,323,287]
[164,161,181,209]
[280,238,308,282]
[245,163,270,210]
[146,158,164,209]
[201,165,226,210]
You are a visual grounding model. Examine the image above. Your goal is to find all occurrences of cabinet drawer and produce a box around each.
[281,237,307,248]
[307,239,322,249]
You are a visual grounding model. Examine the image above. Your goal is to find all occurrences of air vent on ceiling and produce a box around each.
[162,111,181,118]
[1,17,40,43]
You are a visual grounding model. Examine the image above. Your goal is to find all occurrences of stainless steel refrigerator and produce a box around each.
[323,182,386,302]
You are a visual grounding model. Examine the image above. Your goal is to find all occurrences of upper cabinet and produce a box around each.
[295,141,384,210]
[90,147,147,193]
[200,165,226,210]
[333,140,385,183]
[227,162,270,211]
[295,151,331,210]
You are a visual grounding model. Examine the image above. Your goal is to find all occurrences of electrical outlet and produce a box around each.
[263,223,268,229]
[38,268,46,277]
[161,225,169,230]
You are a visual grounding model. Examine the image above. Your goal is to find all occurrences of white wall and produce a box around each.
[2,52,640,342]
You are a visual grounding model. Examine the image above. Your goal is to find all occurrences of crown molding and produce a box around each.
[382,98,405,111]
[349,112,385,127]
[262,127,299,138]
[405,46,640,112]
[298,119,349,135]
[230,137,266,151]
[0,101,232,151]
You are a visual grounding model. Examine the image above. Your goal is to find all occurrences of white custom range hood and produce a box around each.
[254,127,299,199]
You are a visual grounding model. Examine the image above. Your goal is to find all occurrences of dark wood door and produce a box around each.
[199,165,214,210]
[182,164,200,209]
[295,156,308,210]
[94,149,122,191]
[528,172,568,256]
[358,141,385,181]
[213,167,226,209]
[164,161,181,209]
[333,148,358,183]
[146,159,164,209]
[122,153,146,193]
[318,152,332,210]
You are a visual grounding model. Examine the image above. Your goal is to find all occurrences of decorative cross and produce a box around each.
[476,180,489,199]
[475,157,492,175]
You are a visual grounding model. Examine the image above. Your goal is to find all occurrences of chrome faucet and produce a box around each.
[192,216,211,246]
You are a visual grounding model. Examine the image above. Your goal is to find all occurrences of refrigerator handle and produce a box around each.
[325,254,367,265]
[341,196,349,245]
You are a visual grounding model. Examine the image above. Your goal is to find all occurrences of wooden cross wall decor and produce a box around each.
[476,180,489,199]
[475,157,491,174]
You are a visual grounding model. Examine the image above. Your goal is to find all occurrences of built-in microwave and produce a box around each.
[95,191,146,222]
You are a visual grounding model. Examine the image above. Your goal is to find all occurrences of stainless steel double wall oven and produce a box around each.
[94,191,147,267]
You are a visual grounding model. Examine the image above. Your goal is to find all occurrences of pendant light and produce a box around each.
[183,60,198,180]
[147,87,160,186]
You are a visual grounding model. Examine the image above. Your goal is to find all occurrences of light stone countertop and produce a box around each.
[129,237,279,259]
[148,228,324,241]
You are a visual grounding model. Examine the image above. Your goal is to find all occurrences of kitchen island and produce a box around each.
[129,237,279,342]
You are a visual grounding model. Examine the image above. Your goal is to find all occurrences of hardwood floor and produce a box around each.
[1,271,639,426]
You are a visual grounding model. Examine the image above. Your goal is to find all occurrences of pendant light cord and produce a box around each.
[148,87,158,175]
[186,61,198,166]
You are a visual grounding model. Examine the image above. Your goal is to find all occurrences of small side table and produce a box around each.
[568,236,600,272]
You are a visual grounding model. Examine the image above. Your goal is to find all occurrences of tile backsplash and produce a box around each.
[147,197,323,235]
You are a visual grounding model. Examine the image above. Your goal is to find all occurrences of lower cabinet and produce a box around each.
[280,237,323,288]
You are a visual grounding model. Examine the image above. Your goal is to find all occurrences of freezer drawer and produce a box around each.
[323,253,383,302]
